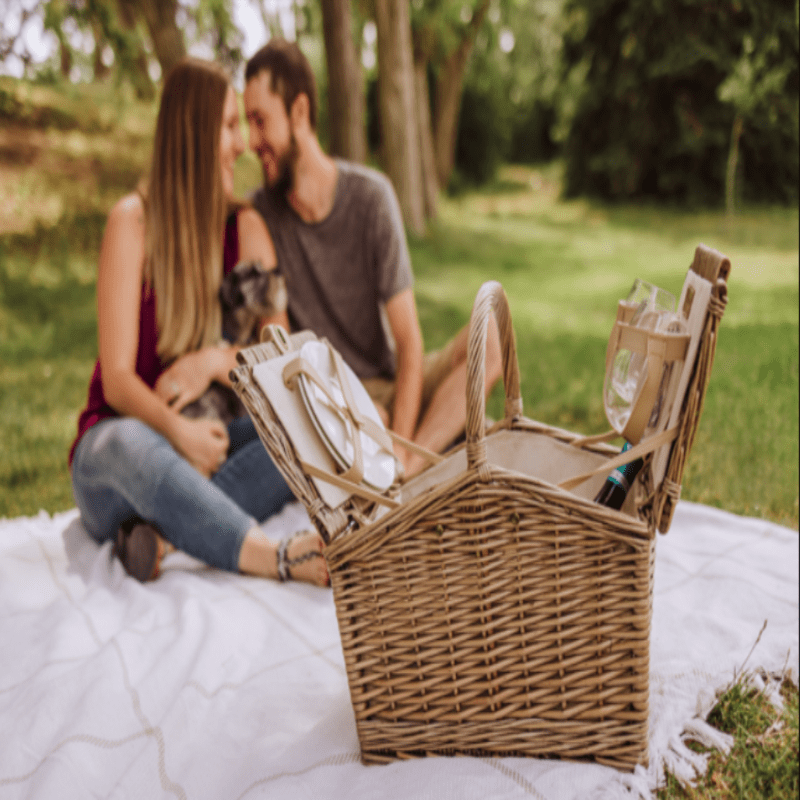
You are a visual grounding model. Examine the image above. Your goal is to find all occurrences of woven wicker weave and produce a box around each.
[230,244,730,770]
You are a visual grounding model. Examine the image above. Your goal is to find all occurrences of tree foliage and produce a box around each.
[191,0,244,74]
[410,0,493,190]
[559,0,799,205]
[454,0,566,185]
[374,0,425,233]
[3,0,797,208]
[717,7,799,206]
[4,0,245,92]
[320,0,366,162]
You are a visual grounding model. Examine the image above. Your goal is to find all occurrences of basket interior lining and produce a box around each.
[398,430,612,507]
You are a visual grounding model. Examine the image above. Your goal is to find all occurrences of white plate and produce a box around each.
[296,341,396,491]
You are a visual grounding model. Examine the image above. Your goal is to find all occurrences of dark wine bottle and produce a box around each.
[594,442,644,510]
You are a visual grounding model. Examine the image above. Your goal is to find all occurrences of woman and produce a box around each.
[69,57,327,587]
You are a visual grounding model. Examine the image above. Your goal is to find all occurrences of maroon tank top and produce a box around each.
[69,212,240,466]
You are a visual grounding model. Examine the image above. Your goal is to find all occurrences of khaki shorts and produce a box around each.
[361,336,459,425]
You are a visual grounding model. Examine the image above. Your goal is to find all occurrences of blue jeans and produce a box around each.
[70,415,295,572]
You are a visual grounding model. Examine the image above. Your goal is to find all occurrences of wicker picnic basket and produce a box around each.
[230,244,730,770]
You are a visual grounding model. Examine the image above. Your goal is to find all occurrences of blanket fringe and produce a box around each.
[659,718,735,791]
[744,668,787,714]
[662,736,708,788]
[653,664,795,795]
[680,717,734,755]
[586,764,652,800]
[585,713,736,800]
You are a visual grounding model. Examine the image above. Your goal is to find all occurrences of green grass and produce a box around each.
[0,82,797,528]
[0,76,797,799]
[0,77,157,519]
[409,165,799,527]
[658,674,798,799]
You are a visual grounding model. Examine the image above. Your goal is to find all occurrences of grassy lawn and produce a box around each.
[0,78,797,797]
[659,672,798,799]
[1,79,797,528]
[412,166,799,528]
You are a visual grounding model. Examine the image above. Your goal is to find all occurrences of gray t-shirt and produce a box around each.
[251,160,413,379]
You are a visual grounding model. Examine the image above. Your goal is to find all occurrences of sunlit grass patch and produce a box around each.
[0,78,156,236]
[411,167,799,528]
[0,356,93,518]
[658,673,799,799]
[684,322,799,526]
[0,84,797,532]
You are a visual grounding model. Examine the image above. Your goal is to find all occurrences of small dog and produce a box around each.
[219,259,288,346]
[180,260,287,426]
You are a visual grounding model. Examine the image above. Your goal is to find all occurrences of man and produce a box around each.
[243,39,501,477]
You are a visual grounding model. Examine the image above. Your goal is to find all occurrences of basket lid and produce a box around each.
[649,244,730,532]
[231,327,404,544]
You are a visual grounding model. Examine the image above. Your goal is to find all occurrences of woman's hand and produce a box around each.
[155,348,226,412]
[172,415,230,478]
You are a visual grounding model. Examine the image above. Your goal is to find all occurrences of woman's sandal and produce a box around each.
[114,518,172,582]
[276,530,328,585]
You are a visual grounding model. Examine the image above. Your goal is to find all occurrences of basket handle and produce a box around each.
[466,281,522,471]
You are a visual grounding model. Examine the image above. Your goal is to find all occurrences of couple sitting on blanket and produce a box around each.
[69,39,502,588]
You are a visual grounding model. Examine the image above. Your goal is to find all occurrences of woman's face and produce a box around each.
[220,85,245,200]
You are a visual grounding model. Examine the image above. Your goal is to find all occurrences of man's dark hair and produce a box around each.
[245,39,318,130]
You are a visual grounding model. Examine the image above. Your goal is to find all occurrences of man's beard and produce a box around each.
[264,133,298,197]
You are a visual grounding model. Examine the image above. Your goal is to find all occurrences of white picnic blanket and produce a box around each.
[0,501,796,800]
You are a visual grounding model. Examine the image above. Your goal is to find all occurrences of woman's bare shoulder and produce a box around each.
[99,193,146,274]
[108,192,145,230]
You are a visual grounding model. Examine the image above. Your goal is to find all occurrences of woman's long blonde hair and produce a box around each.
[143,57,231,363]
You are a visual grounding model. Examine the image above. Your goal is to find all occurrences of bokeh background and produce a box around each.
[0,0,798,530]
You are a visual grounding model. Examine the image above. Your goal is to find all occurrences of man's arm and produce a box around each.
[384,288,424,471]
[237,207,291,334]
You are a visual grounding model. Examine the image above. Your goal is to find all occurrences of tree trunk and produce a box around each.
[725,112,744,217]
[58,36,72,79]
[136,0,186,79]
[114,0,156,99]
[432,0,490,189]
[91,19,111,80]
[320,0,367,163]
[414,59,438,220]
[374,0,425,235]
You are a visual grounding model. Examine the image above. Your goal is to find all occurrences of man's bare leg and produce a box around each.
[405,319,503,477]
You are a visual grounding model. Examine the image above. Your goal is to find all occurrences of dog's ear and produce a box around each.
[232,259,264,280]
[219,275,239,309]
[248,270,287,316]
[268,271,288,314]
[220,260,262,309]
[228,261,288,316]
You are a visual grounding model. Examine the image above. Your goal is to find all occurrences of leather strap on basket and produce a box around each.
[283,349,388,486]
[606,319,690,444]
[558,426,679,492]
[605,315,690,376]
[282,341,442,496]
[298,460,401,509]
[466,281,523,473]
[654,244,731,533]
[259,323,292,352]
